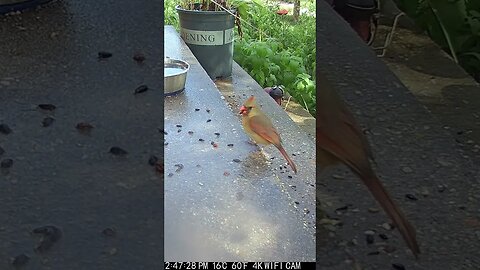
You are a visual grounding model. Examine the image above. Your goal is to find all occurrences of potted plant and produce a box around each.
[176,0,243,79]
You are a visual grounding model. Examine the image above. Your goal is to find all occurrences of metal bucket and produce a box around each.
[164,57,190,96]
[176,6,234,79]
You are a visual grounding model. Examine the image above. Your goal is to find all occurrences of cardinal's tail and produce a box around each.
[276,145,297,174]
[361,174,420,258]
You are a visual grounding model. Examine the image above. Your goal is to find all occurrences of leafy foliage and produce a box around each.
[234,39,316,113]
[394,0,480,79]
[165,0,179,27]
[232,0,316,113]
[235,1,316,77]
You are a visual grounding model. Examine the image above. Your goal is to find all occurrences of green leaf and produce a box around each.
[459,51,480,61]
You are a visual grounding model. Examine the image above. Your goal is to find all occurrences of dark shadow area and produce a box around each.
[425,84,480,155]
[0,1,164,269]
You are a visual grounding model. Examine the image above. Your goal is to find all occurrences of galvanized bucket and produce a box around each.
[176,6,235,79]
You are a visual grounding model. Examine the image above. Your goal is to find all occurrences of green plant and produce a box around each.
[234,39,316,113]
[234,1,316,113]
[394,0,480,79]
[238,3,316,77]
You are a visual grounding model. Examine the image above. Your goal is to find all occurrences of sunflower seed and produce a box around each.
[133,53,145,63]
[38,104,56,111]
[76,122,94,132]
[109,147,128,156]
[405,194,418,201]
[379,233,388,240]
[134,85,148,94]
[174,164,184,172]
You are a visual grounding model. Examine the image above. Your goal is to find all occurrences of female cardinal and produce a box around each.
[239,96,297,174]
[317,73,420,257]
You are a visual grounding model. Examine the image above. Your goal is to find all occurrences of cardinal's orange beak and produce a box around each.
[239,105,247,115]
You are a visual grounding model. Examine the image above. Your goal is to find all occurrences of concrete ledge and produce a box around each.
[164,26,316,262]
[373,25,480,163]
[217,60,317,211]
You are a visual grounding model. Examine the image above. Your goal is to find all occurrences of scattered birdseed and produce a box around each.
[38,104,56,111]
[134,85,148,94]
[174,164,184,172]
[405,194,418,201]
[133,53,145,63]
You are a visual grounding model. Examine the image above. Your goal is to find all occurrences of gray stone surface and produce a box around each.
[0,1,163,269]
[373,25,480,165]
[164,26,315,262]
[318,1,480,269]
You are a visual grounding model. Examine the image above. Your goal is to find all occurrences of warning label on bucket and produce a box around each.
[180,28,234,46]
[224,28,234,44]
